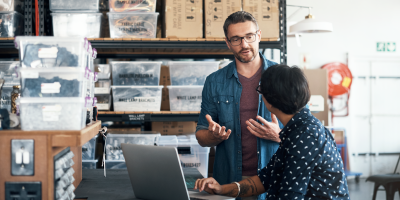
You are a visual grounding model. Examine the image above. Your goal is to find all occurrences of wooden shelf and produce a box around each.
[98,111,200,122]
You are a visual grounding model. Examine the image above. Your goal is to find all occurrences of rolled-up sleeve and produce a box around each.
[196,76,218,133]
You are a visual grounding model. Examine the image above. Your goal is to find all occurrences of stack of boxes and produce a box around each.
[94,64,112,111]
[49,0,102,38]
[107,0,159,38]
[110,61,163,111]
[0,0,24,37]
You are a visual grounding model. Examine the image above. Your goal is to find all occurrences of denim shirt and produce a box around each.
[196,53,284,200]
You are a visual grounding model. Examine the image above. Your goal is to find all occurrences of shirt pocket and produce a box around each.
[213,95,234,124]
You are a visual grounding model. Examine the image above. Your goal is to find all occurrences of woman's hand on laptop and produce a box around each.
[194,177,222,194]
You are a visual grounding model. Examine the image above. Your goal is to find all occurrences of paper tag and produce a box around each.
[308,95,325,112]
[23,71,39,79]
[96,104,109,110]
[42,105,62,121]
[94,88,109,94]
[38,47,58,58]
[41,82,61,94]
[30,60,42,68]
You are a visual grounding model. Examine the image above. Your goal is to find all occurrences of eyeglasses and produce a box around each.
[256,85,262,95]
[227,31,259,46]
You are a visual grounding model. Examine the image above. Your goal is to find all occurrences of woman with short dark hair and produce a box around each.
[194,64,350,199]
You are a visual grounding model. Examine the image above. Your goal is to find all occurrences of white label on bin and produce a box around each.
[30,60,42,68]
[118,97,156,103]
[94,88,109,94]
[23,71,39,79]
[97,104,109,110]
[41,82,61,93]
[176,96,202,101]
[42,105,62,121]
[38,47,58,58]
[114,97,160,111]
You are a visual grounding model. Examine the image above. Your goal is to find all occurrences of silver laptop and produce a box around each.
[121,143,234,200]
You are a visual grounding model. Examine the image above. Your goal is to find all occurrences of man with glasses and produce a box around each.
[196,11,284,200]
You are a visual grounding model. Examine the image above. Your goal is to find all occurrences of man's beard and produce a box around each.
[232,47,257,63]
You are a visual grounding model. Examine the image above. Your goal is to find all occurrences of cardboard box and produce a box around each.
[163,0,203,38]
[242,0,279,40]
[304,69,329,126]
[161,86,170,111]
[152,121,197,135]
[204,0,242,38]
[332,130,344,144]
[107,127,142,134]
[159,65,171,86]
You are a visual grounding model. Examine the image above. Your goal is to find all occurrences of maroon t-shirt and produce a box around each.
[238,66,262,176]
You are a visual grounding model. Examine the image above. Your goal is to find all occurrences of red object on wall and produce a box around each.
[321,62,353,97]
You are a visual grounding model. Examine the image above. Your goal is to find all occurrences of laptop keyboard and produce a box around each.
[190,198,206,200]
[185,176,198,189]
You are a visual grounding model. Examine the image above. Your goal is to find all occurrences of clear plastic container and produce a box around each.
[50,0,99,12]
[95,94,111,110]
[105,133,161,160]
[111,61,161,85]
[94,79,111,94]
[167,86,203,111]
[169,61,219,85]
[0,61,20,86]
[0,0,24,13]
[158,135,210,178]
[20,67,88,98]
[51,12,102,38]
[0,11,24,37]
[15,36,87,68]
[82,134,98,160]
[107,12,158,38]
[0,86,12,112]
[86,72,95,97]
[109,0,156,12]
[95,64,111,79]
[82,160,98,169]
[112,86,162,111]
[104,160,126,169]
[20,97,86,130]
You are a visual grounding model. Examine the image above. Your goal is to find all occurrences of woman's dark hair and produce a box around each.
[260,64,310,115]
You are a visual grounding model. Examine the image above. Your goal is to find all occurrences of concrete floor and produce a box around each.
[348,178,400,200]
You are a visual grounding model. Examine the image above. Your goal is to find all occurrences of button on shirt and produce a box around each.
[258,108,349,199]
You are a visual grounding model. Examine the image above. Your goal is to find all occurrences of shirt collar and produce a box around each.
[226,52,269,79]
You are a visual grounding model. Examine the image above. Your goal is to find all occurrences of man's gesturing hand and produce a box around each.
[194,177,222,195]
[206,114,232,141]
[246,113,281,143]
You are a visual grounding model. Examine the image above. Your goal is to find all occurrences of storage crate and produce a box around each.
[109,0,156,12]
[0,86,12,112]
[158,135,210,178]
[15,36,87,68]
[169,61,219,85]
[82,134,98,160]
[0,61,20,86]
[94,94,111,110]
[112,86,163,111]
[0,11,24,37]
[20,97,86,130]
[111,61,161,85]
[105,133,161,160]
[20,67,88,98]
[82,160,98,169]
[51,12,102,38]
[95,64,111,79]
[50,0,99,12]
[167,86,203,111]
[107,12,158,38]
[0,0,24,13]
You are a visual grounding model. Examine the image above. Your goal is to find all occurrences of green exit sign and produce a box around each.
[377,42,396,52]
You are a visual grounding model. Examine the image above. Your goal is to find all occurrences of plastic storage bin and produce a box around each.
[107,12,158,38]
[104,160,126,169]
[0,61,20,86]
[167,86,203,111]
[0,86,12,112]
[51,12,102,38]
[0,11,24,37]
[15,36,87,68]
[169,61,219,85]
[50,0,99,12]
[112,86,162,111]
[20,97,86,130]
[20,68,88,98]
[105,133,161,160]
[82,135,98,160]
[111,61,161,85]
[158,135,210,178]
[0,0,24,13]
[94,80,111,94]
[95,94,111,110]
[95,64,111,79]
[82,160,98,169]
[109,0,156,12]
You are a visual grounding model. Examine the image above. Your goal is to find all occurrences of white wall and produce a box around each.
[285,0,400,176]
